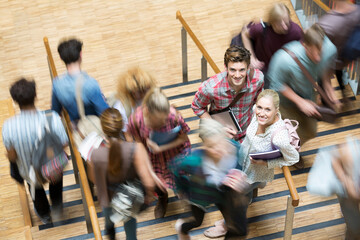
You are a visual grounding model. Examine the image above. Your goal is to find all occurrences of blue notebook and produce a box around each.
[249,149,282,160]
[150,125,182,146]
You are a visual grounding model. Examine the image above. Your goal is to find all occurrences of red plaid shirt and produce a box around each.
[128,106,191,189]
[192,69,264,141]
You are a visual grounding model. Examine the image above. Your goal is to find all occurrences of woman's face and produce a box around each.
[203,134,228,162]
[146,110,169,129]
[255,96,278,128]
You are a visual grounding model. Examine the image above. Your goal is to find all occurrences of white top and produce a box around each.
[242,114,299,184]
[113,100,131,132]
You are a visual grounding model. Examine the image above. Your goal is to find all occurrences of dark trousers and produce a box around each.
[181,189,248,238]
[27,177,63,217]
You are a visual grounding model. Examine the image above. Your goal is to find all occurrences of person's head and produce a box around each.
[100,108,124,177]
[199,118,229,162]
[10,78,36,108]
[224,46,251,90]
[268,3,291,34]
[143,87,170,129]
[303,24,325,64]
[255,89,280,128]
[116,67,156,110]
[57,38,83,65]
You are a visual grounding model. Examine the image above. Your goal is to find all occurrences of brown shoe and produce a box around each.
[154,192,168,218]
[294,157,304,169]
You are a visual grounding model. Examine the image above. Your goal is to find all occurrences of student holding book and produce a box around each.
[242,89,299,191]
[127,87,191,218]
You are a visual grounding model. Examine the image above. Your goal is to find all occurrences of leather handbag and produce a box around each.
[209,68,254,132]
[282,48,338,123]
[73,74,105,148]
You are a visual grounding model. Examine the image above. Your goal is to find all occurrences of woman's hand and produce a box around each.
[250,156,268,166]
[146,138,162,154]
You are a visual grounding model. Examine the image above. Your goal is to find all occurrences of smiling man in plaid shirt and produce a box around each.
[192,46,264,142]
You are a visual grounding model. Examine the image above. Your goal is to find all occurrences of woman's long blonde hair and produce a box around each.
[116,67,156,117]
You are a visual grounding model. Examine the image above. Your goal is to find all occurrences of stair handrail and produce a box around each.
[176,10,220,74]
[282,166,300,207]
[43,37,103,240]
[313,0,330,11]
[5,98,33,230]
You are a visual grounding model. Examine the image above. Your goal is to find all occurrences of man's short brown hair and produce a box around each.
[303,24,325,49]
[224,46,251,68]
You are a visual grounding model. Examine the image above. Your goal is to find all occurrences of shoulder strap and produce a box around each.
[281,47,334,109]
[75,74,86,120]
[44,110,53,132]
[228,68,254,108]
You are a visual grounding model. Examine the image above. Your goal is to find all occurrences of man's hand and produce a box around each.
[296,99,321,118]
[146,139,162,154]
[224,127,237,138]
[250,57,265,70]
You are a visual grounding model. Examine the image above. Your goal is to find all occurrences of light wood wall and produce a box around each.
[0,0,299,112]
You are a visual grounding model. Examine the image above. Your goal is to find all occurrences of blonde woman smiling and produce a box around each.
[242,89,299,186]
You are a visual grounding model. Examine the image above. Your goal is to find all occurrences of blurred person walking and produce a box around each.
[90,108,165,240]
[173,118,250,240]
[127,88,191,218]
[268,24,339,168]
[307,137,360,239]
[240,3,303,88]
[2,78,68,223]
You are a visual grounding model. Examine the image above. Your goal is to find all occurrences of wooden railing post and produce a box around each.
[181,27,188,83]
[284,196,296,240]
[201,56,208,82]
[176,10,221,76]
[43,37,103,240]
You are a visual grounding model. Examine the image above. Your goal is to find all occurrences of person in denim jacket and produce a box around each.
[51,38,109,121]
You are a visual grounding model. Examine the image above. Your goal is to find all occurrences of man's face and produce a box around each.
[272,15,290,35]
[304,43,322,64]
[226,61,248,90]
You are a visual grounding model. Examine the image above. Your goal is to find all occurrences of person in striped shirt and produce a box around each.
[2,78,68,224]
[191,46,264,143]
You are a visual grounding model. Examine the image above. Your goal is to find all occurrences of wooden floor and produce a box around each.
[0,0,358,239]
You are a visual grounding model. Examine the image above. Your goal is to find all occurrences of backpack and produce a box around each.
[31,110,69,184]
[341,25,360,61]
[271,119,301,152]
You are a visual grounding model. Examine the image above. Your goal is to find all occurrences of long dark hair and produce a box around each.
[100,108,124,177]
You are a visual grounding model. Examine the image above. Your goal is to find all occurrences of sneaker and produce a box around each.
[175,219,191,240]
[34,208,52,224]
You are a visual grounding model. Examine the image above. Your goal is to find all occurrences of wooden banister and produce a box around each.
[6,98,33,228]
[43,37,103,240]
[176,10,221,74]
[282,166,300,207]
[313,0,330,11]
